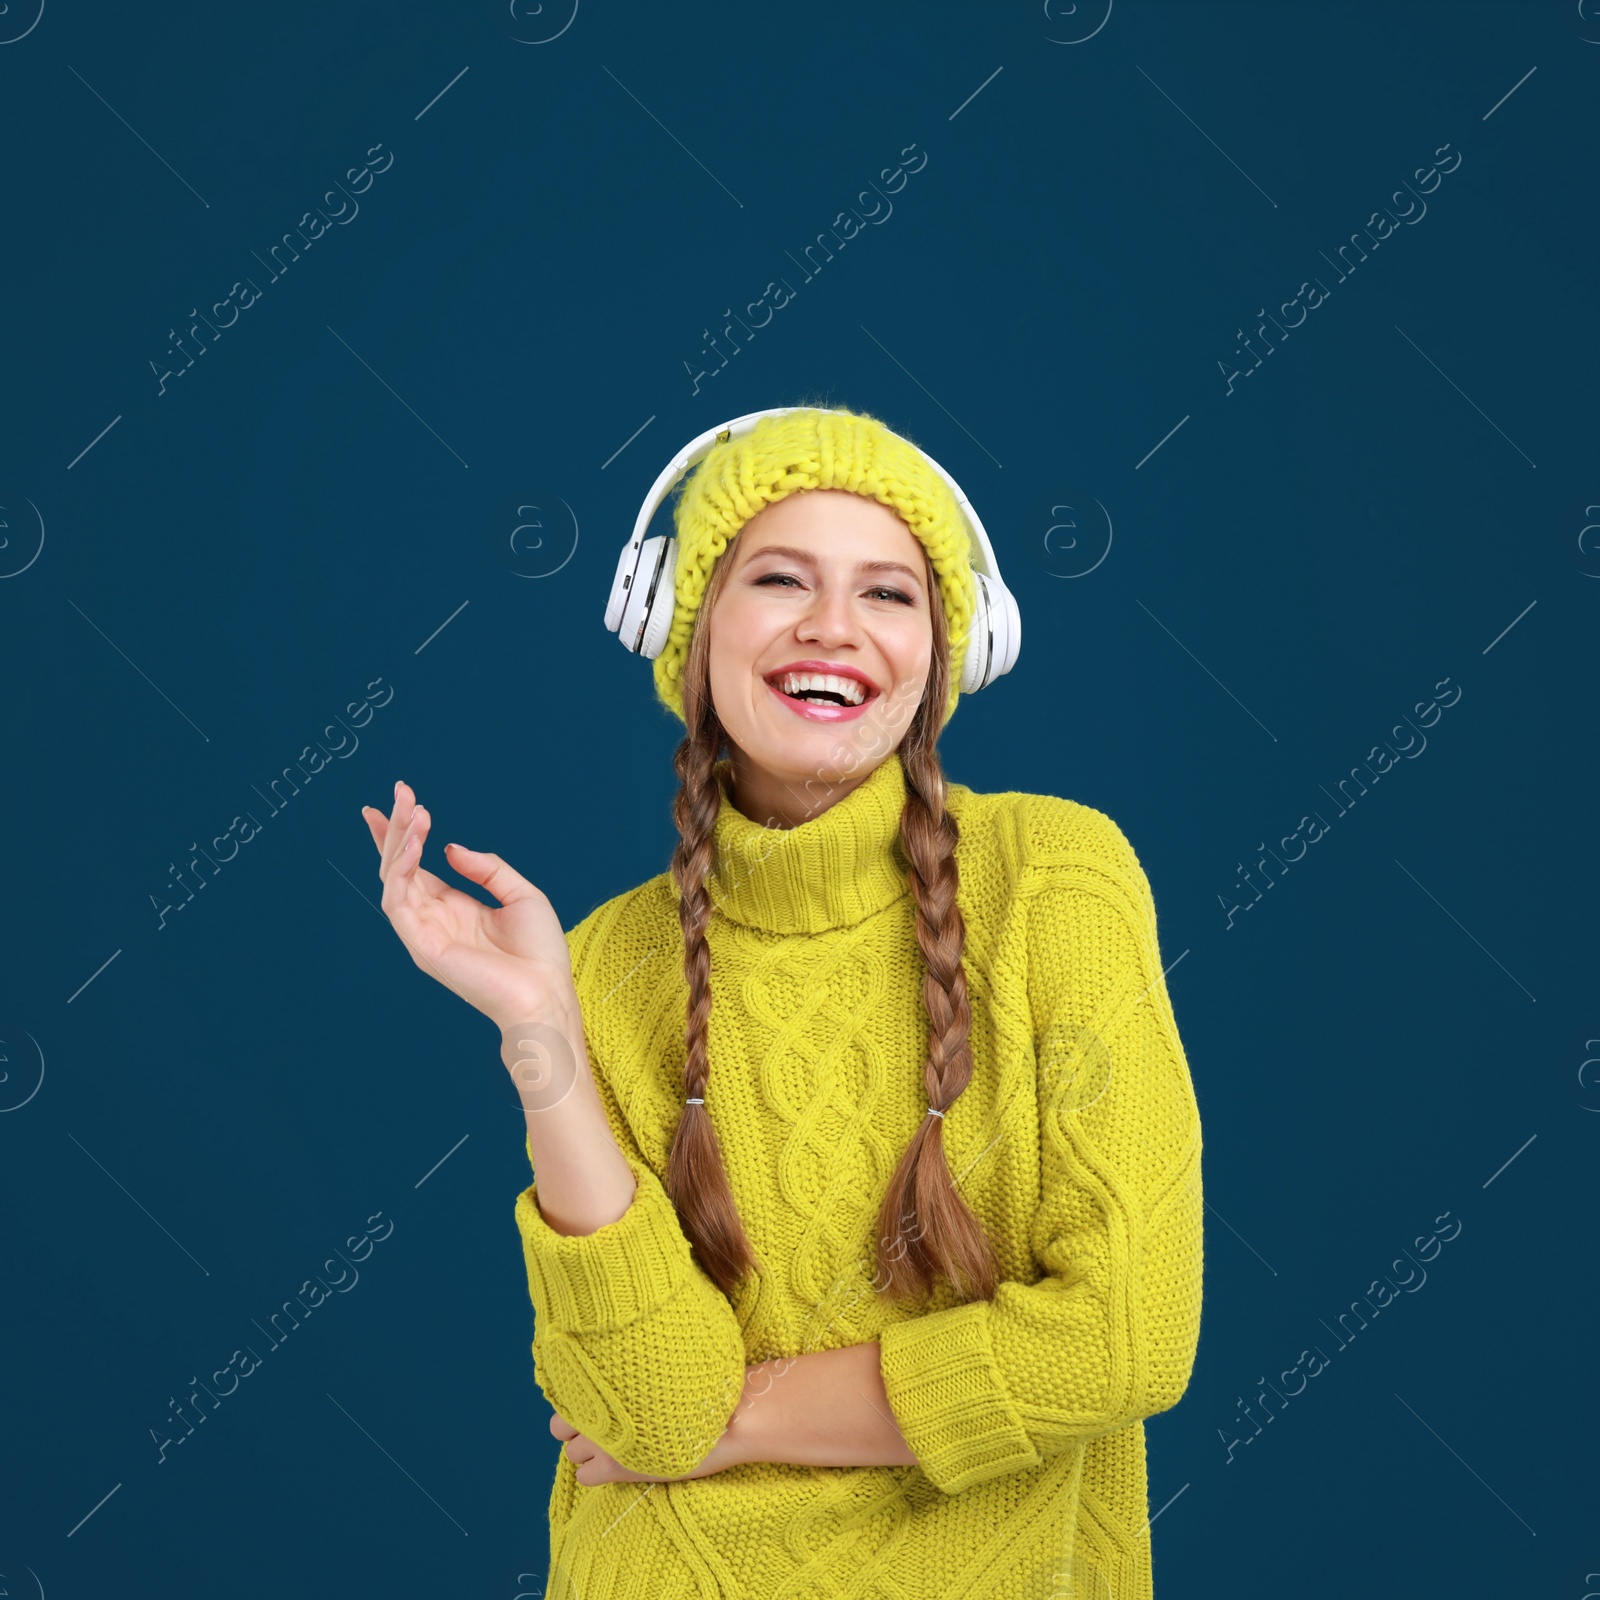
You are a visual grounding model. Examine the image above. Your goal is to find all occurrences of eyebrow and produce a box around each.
[741,543,925,589]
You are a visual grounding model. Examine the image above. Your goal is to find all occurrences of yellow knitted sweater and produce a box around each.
[514,751,1203,1599]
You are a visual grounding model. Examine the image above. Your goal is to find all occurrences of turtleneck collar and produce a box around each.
[706,751,911,933]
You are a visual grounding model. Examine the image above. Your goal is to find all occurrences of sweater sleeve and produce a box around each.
[877,806,1204,1496]
[512,909,749,1480]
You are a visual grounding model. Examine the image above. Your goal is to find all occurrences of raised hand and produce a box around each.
[362,779,576,1033]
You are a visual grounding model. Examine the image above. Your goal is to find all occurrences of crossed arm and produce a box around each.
[550,1342,917,1487]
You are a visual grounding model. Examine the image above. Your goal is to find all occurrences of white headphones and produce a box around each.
[603,406,1021,695]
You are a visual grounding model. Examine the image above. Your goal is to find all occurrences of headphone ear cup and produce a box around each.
[605,537,638,633]
[610,534,675,659]
[958,575,990,695]
[992,578,1021,681]
[638,536,677,660]
[959,572,1022,694]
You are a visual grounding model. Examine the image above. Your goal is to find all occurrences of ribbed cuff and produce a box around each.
[514,1152,697,1335]
[878,1301,1042,1494]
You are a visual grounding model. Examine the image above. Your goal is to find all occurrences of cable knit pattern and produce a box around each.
[513,752,1203,1599]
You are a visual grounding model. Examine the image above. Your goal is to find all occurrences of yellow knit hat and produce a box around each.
[651,406,978,726]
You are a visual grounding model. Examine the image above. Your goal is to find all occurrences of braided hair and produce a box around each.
[663,526,999,1306]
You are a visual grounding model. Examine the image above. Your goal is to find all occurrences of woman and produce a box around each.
[362,407,1203,1599]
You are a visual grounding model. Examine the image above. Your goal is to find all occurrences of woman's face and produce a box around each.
[704,488,936,827]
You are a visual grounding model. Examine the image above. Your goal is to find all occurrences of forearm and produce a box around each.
[724,1343,919,1470]
[502,993,636,1237]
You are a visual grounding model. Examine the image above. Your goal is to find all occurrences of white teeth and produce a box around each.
[772,671,869,706]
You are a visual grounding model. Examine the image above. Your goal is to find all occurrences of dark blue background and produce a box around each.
[3,1,1595,1594]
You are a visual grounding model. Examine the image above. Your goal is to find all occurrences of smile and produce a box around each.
[764,668,879,723]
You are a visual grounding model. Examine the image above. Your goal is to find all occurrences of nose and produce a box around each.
[795,578,860,648]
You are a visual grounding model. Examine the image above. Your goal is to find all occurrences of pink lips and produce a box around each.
[765,678,876,723]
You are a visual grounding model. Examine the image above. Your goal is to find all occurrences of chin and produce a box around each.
[745,728,842,779]
[765,719,898,785]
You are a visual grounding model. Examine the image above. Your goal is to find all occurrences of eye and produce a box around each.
[754,573,913,604]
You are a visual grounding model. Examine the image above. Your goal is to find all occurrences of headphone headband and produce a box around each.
[625,406,1006,588]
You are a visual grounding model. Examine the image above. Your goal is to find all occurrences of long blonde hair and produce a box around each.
[662,526,999,1306]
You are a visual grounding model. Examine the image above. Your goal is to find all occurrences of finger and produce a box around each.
[389,794,429,882]
[361,805,389,855]
[378,782,411,877]
[363,806,414,877]
[402,803,431,869]
[379,819,420,918]
[379,781,420,882]
[442,844,544,910]
[368,801,479,919]
[549,1414,577,1441]
[379,806,438,927]
[383,803,431,898]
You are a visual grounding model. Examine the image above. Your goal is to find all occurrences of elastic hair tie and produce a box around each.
[926,1107,945,1119]
[685,1096,704,1105]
